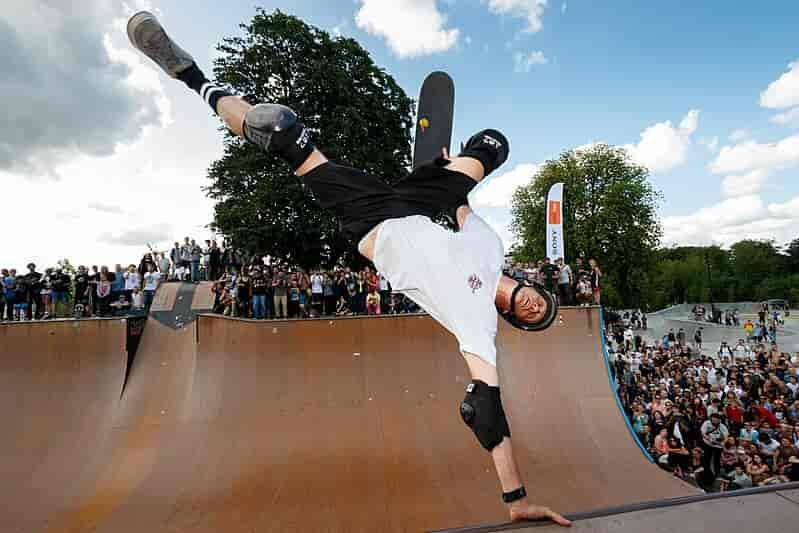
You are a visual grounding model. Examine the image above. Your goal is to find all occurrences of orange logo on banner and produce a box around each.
[548,201,561,224]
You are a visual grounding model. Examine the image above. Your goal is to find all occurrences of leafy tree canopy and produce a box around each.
[206,9,413,268]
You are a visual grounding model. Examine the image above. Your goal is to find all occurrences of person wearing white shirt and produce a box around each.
[123,265,141,298]
[142,264,161,310]
[128,11,568,525]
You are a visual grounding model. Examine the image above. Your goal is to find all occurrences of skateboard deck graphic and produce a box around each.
[412,71,454,169]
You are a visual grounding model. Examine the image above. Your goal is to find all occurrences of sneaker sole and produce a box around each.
[127,11,194,78]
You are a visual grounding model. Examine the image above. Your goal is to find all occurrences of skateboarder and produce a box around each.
[128,12,568,527]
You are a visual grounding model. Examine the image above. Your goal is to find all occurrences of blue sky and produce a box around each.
[3,1,799,268]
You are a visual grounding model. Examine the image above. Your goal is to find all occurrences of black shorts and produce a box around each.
[301,160,477,242]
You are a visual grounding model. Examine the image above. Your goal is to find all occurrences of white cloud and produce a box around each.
[88,202,126,215]
[0,0,168,175]
[729,128,750,142]
[99,223,174,246]
[355,0,459,58]
[699,136,719,153]
[720,169,769,198]
[662,195,764,246]
[767,195,799,218]
[710,134,799,175]
[470,163,539,208]
[760,59,799,109]
[513,50,548,72]
[622,110,699,173]
[487,0,549,33]
[770,107,799,127]
[663,193,799,247]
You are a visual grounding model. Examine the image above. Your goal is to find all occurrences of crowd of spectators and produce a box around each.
[208,264,419,319]
[1,237,418,322]
[691,303,784,344]
[506,256,602,306]
[610,322,799,492]
[1,259,163,320]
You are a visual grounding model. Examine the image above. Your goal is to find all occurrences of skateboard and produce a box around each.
[412,71,454,169]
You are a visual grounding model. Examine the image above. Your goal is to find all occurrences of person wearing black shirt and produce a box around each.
[540,257,559,295]
[24,263,43,319]
[250,268,269,319]
[73,266,91,317]
[209,241,222,281]
[49,270,71,318]
[237,269,252,318]
[12,277,28,321]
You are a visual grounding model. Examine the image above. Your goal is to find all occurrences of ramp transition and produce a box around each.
[4,307,791,532]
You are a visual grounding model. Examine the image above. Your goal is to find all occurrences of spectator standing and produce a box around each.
[157,253,171,281]
[700,413,729,488]
[555,258,572,306]
[142,263,161,310]
[250,268,268,319]
[540,257,559,300]
[694,328,703,351]
[209,240,221,280]
[95,272,112,317]
[677,328,686,347]
[366,288,381,315]
[323,272,336,315]
[169,241,181,280]
[138,253,157,279]
[123,264,141,301]
[24,263,43,319]
[202,240,212,280]
[49,269,70,318]
[589,258,602,305]
[272,270,288,319]
[39,269,53,319]
[179,238,192,281]
[189,239,203,283]
[111,264,126,301]
[13,276,29,320]
[73,266,91,317]
[236,267,252,318]
[310,270,324,314]
[287,278,300,318]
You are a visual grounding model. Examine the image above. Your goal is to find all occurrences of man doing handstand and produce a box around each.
[128,11,569,527]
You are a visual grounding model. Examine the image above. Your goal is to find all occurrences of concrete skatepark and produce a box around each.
[644,302,799,352]
[1,282,797,532]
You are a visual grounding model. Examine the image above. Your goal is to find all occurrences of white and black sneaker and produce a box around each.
[127,11,195,78]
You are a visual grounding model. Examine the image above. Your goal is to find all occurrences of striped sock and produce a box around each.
[177,63,232,114]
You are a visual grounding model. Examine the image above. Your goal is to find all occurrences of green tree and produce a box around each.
[206,9,414,267]
[729,240,779,300]
[511,144,662,307]
[782,238,799,274]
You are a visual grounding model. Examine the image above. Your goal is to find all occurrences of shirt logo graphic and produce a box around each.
[467,274,483,294]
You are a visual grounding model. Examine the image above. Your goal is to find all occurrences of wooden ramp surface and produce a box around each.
[0,308,706,532]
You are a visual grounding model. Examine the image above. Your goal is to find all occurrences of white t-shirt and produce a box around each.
[368,214,504,365]
[311,274,324,294]
[378,273,389,291]
[144,271,161,292]
[558,264,571,284]
[124,271,141,290]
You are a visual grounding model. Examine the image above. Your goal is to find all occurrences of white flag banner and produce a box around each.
[546,183,565,261]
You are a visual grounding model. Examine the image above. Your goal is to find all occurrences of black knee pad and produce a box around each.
[460,380,511,451]
[243,103,315,170]
[457,129,509,177]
